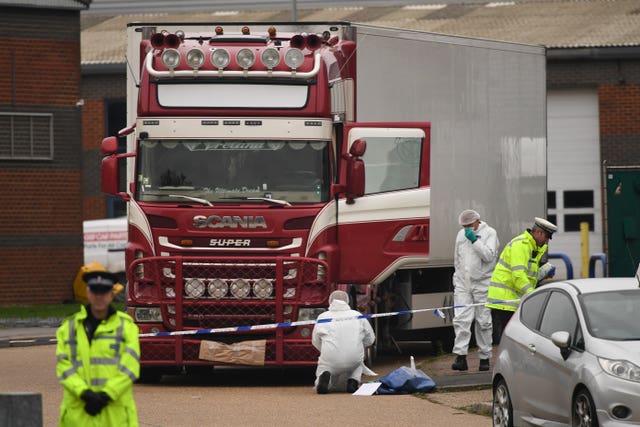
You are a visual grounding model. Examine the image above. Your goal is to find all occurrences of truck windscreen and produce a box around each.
[135,139,330,204]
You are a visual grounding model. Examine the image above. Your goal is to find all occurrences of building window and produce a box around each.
[563,190,593,208]
[0,113,53,160]
[547,191,556,209]
[565,214,594,232]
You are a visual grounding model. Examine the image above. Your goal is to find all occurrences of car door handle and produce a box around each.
[528,344,536,353]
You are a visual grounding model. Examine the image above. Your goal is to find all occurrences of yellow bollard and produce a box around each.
[580,222,589,278]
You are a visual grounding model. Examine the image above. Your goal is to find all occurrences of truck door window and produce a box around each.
[361,136,422,194]
[136,139,330,204]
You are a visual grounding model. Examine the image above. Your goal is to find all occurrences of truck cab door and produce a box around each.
[337,122,431,285]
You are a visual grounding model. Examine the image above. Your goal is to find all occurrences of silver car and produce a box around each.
[492,277,640,426]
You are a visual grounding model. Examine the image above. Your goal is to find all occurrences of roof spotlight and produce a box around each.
[284,48,304,69]
[186,48,205,69]
[261,48,281,69]
[236,48,256,69]
[211,48,230,69]
[161,48,181,69]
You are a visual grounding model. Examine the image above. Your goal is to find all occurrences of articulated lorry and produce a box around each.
[100,21,546,378]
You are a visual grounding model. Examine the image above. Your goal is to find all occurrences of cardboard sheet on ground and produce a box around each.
[352,382,382,396]
[199,339,266,366]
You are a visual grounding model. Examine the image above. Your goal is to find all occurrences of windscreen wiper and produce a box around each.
[167,194,213,206]
[220,196,291,206]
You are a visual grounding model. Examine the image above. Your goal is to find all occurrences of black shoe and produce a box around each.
[479,358,490,371]
[316,371,331,394]
[451,355,468,371]
[347,379,359,393]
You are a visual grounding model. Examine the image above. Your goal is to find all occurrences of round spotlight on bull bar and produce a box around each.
[284,48,304,69]
[208,279,228,299]
[210,48,230,69]
[185,278,205,298]
[186,48,205,69]
[253,279,274,299]
[161,48,181,69]
[230,278,251,299]
[236,48,256,69]
[261,48,281,69]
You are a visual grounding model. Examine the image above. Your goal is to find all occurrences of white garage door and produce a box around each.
[547,89,603,278]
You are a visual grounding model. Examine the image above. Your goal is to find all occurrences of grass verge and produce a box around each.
[0,302,126,319]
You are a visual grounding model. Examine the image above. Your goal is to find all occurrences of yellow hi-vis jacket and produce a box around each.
[56,305,140,427]
[486,230,547,312]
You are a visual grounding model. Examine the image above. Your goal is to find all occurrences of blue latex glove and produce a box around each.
[464,228,477,243]
[548,265,556,278]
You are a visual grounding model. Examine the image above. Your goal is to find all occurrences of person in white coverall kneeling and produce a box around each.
[451,209,499,372]
[312,290,375,394]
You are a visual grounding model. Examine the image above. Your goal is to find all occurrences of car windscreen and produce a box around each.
[581,290,640,340]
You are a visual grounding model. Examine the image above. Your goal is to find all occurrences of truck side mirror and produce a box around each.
[102,136,119,155]
[345,138,366,204]
[101,155,120,196]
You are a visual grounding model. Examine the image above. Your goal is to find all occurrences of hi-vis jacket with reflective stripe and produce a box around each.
[486,230,547,312]
[56,305,140,427]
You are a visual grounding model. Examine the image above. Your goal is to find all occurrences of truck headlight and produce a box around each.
[131,307,162,323]
[298,308,325,322]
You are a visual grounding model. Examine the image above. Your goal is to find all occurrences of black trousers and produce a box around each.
[491,308,515,345]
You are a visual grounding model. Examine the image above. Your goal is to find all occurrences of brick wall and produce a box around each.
[0,7,83,305]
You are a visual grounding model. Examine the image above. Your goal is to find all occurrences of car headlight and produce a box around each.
[598,357,640,382]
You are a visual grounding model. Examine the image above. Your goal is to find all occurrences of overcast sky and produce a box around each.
[84,0,478,14]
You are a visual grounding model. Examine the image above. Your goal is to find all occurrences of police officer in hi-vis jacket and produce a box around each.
[56,271,140,426]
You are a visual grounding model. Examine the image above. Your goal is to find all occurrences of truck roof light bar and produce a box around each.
[145,51,321,79]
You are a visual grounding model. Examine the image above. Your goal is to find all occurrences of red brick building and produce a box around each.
[0,1,90,305]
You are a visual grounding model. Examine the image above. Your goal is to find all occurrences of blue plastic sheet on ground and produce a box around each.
[375,366,436,395]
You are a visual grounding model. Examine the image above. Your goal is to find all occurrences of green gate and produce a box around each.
[606,167,640,277]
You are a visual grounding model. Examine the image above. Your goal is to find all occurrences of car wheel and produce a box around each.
[573,388,599,427]
[493,379,514,427]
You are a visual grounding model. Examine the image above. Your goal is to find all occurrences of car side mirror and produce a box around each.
[551,330,571,360]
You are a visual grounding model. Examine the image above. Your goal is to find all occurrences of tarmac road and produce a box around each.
[0,328,492,426]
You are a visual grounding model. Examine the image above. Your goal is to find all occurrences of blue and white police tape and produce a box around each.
[0,299,519,346]
[137,299,519,338]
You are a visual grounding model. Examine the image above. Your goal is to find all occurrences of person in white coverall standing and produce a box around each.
[451,209,499,372]
[312,290,375,394]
